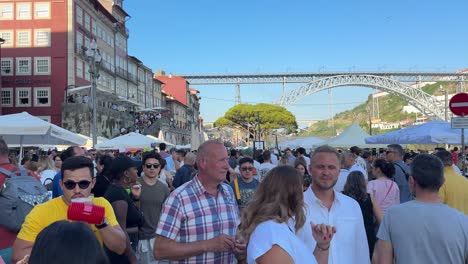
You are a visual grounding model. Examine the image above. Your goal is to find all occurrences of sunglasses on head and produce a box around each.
[63,180,92,190]
[145,163,161,169]
[241,167,254,172]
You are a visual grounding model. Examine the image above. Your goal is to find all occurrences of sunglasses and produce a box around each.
[63,180,92,190]
[145,163,161,169]
[241,167,254,172]
[385,150,394,154]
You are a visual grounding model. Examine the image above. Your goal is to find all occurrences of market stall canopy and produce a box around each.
[0,112,87,146]
[365,120,468,145]
[278,137,325,149]
[95,132,162,150]
[323,123,387,148]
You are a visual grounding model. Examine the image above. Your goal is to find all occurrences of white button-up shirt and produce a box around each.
[297,187,370,264]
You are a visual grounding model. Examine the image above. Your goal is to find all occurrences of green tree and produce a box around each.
[214,103,298,136]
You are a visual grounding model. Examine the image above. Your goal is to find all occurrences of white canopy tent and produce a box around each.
[278,137,325,149]
[146,135,174,147]
[365,120,468,145]
[323,123,387,148]
[0,112,87,158]
[95,132,163,150]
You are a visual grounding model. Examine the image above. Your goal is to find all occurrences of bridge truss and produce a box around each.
[182,72,468,120]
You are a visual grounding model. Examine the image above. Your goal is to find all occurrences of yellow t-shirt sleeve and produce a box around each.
[92,197,119,227]
[17,204,47,242]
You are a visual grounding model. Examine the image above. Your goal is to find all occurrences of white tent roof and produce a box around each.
[0,112,87,146]
[365,120,467,145]
[95,132,161,150]
[278,137,325,149]
[323,123,387,148]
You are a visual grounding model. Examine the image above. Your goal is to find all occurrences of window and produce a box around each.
[84,63,90,81]
[76,31,83,52]
[17,3,32,20]
[35,29,50,47]
[17,30,32,47]
[91,18,97,35]
[1,58,13,76]
[76,58,83,78]
[34,57,50,75]
[16,57,31,75]
[1,88,13,107]
[76,5,82,25]
[84,13,90,31]
[0,31,13,47]
[34,2,50,19]
[16,87,31,107]
[0,3,13,20]
[34,87,50,106]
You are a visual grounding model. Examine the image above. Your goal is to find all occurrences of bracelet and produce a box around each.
[316,243,330,251]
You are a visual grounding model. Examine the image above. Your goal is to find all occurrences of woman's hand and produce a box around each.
[311,221,336,250]
[131,184,142,199]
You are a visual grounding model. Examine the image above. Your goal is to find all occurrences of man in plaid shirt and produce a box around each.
[154,140,246,263]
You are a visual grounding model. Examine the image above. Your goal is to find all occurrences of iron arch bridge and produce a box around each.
[182,72,468,121]
[272,74,445,120]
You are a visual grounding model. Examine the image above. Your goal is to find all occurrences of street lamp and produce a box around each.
[84,39,102,148]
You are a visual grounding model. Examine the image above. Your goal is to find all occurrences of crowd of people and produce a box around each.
[0,138,467,264]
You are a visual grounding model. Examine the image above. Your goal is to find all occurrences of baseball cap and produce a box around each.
[110,156,142,176]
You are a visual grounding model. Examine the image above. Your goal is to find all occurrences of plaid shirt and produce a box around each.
[156,175,240,264]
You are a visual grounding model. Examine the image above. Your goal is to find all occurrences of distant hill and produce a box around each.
[301,82,459,137]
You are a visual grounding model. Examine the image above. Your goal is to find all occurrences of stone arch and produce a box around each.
[273,75,445,120]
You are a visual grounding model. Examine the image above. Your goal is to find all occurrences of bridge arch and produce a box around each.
[273,75,445,120]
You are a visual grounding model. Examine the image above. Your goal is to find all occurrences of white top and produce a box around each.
[271,154,279,165]
[258,162,276,181]
[355,156,367,172]
[39,169,56,185]
[297,188,370,264]
[334,169,349,193]
[247,219,317,264]
[349,163,368,180]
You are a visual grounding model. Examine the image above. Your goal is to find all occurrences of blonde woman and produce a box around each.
[38,156,56,185]
[239,166,336,264]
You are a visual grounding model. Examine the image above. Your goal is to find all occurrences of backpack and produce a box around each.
[0,167,50,232]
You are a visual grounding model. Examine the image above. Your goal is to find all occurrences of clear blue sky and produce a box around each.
[125,0,468,123]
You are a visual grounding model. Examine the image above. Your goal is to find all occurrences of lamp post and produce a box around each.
[84,39,102,148]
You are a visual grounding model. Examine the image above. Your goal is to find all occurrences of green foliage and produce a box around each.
[214,103,298,134]
[302,81,459,137]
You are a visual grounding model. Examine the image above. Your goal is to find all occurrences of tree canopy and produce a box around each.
[214,103,298,134]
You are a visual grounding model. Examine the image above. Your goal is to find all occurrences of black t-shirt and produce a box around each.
[91,173,111,198]
[103,184,143,264]
[103,184,142,228]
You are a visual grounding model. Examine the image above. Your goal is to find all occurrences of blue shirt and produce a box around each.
[52,172,63,198]
[165,156,176,173]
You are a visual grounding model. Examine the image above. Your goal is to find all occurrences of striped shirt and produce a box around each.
[156,175,240,264]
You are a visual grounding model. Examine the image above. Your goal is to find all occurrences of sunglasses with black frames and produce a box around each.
[145,163,161,169]
[63,180,92,190]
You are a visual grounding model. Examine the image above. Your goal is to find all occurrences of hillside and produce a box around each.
[301,82,459,137]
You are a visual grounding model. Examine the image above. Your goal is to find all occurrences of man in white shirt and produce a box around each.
[350,146,367,172]
[258,150,276,181]
[344,151,368,181]
[297,145,370,264]
[297,147,311,168]
[334,153,349,193]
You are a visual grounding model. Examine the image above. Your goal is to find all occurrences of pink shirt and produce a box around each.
[367,179,400,212]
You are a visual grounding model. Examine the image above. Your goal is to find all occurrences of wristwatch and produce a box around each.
[95,217,108,229]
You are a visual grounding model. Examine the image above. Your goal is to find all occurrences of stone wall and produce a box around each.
[62,103,134,138]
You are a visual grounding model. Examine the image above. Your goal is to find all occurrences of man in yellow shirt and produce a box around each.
[434,150,468,214]
[12,156,126,262]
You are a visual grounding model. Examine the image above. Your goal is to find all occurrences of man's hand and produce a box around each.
[203,234,235,252]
